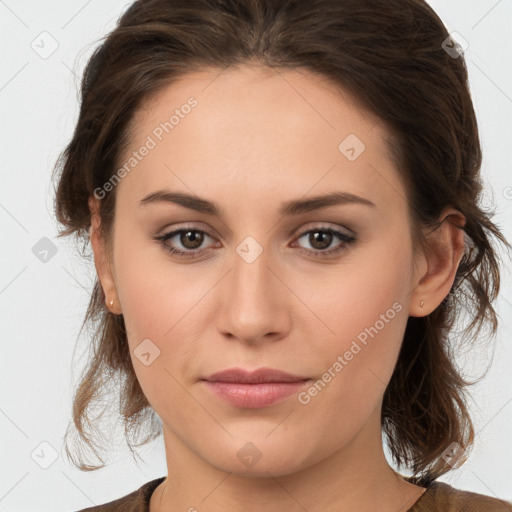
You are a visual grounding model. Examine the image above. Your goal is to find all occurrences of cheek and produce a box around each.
[313,234,410,341]
[300,237,411,405]
[114,258,201,415]
[294,295,407,448]
[112,225,203,339]
[110,231,204,392]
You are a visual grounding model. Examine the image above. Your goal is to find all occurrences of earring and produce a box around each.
[419,300,424,308]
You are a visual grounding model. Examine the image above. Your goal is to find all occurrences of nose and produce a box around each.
[216,242,292,346]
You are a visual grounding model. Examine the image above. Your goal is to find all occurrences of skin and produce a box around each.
[89,64,466,511]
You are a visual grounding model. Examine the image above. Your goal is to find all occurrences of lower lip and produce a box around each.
[202,380,310,408]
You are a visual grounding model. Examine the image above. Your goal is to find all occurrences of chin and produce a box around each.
[199,436,319,478]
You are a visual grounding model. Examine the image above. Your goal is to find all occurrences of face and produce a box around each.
[94,64,426,477]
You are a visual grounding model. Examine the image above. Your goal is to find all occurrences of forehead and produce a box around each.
[115,64,406,214]
[131,64,386,148]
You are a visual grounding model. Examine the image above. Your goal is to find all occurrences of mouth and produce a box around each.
[201,367,311,408]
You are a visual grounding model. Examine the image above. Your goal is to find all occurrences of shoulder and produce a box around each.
[410,481,512,511]
[74,476,166,512]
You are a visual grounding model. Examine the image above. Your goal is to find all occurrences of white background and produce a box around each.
[1,1,511,510]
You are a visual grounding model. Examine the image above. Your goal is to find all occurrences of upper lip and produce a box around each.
[202,367,309,383]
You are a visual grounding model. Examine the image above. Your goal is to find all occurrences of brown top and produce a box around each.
[75,476,512,511]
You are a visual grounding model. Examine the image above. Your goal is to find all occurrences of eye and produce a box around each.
[292,226,356,258]
[153,225,356,259]
[154,226,217,259]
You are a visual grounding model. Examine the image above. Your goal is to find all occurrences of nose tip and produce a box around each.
[216,252,291,345]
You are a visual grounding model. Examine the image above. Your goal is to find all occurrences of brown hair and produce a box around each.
[52,0,510,485]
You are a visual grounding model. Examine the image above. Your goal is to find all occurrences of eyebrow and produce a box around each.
[139,190,376,216]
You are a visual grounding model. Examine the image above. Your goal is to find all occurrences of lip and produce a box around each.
[203,367,308,384]
[201,367,311,409]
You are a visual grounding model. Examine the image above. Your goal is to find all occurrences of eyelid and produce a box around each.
[293,221,354,238]
[157,221,353,244]
[154,221,356,260]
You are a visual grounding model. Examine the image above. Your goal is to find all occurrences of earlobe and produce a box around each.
[409,208,466,317]
[88,196,121,315]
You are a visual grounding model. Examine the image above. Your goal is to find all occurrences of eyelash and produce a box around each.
[153,225,356,260]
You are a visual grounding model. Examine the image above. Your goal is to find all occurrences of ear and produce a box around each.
[88,196,122,315]
[408,207,466,317]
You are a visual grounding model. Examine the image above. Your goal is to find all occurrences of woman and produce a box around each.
[52,0,512,510]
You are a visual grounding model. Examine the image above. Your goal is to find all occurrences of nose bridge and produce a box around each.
[218,233,288,341]
[232,234,274,308]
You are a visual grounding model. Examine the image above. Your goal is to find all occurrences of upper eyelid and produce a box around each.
[159,222,352,240]
[159,223,353,247]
